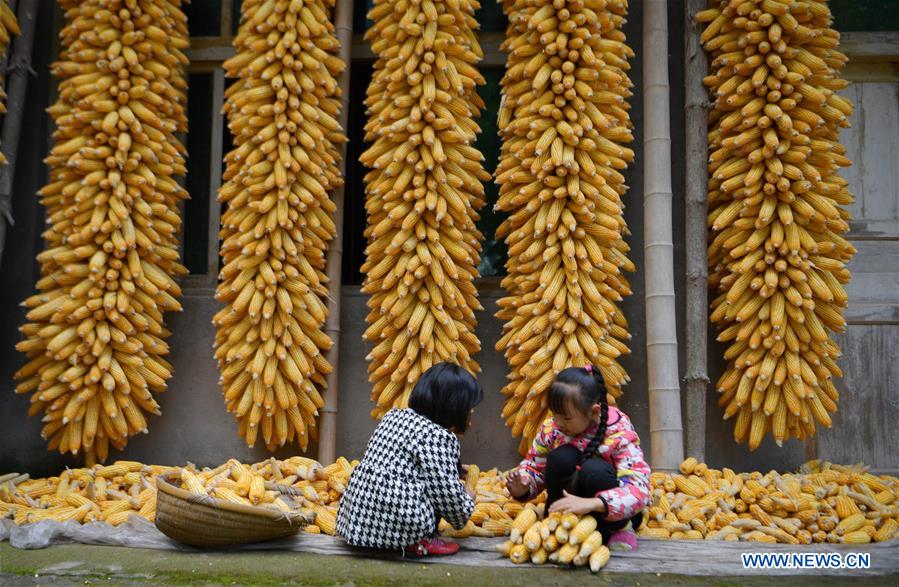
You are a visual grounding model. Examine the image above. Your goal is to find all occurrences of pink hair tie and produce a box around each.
[584,365,593,373]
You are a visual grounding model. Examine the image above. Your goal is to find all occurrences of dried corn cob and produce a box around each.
[589,545,611,572]
[510,506,538,542]
[510,543,530,564]
[15,0,189,464]
[557,542,579,564]
[495,0,636,453]
[360,0,489,416]
[841,530,871,544]
[699,0,855,450]
[309,503,337,535]
[0,0,19,164]
[874,518,897,543]
[4,457,895,546]
[0,461,169,524]
[576,530,603,559]
[640,458,898,544]
[569,516,598,545]
[442,465,545,540]
[0,456,349,532]
[530,546,548,564]
[213,0,346,451]
[465,464,480,494]
[496,506,620,572]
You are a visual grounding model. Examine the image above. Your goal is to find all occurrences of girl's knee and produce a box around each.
[577,458,618,491]
[545,444,580,475]
[581,457,616,476]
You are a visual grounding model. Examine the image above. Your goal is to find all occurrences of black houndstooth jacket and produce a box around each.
[336,408,474,549]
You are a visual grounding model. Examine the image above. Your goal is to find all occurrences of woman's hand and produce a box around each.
[505,469,533,499]
[549,490,606,516]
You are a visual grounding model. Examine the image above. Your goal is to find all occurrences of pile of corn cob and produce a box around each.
[699,1,855,450]
[177,459,317,510]
[439,464,547,538]
[175,457,353,535]
[3,459,895,546]
[213,0,346,452]
[14,0,190,464]
[495,0,636,453]
[495,508,611,572]
[0,457,353,535]
[0,0,19,164]
[0,462,168,526]
[0,458,518,537]
[360,0,490,418]
[476,458,897,547]
[640,458,898,544]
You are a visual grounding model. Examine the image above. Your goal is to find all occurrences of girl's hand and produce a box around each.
[505,469,533,498]
[549,490,605,516]
[457,465,476,500]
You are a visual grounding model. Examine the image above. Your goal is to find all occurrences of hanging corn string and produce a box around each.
[360,0,490,417]
[698,0,855,449]
[0,0,20,165]
[15,0,190,464]
[214,0,347,452]
[495,0,636,453]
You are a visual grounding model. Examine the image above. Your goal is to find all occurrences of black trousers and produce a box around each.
[545,445,643,542]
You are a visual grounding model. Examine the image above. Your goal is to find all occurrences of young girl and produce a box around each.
[506,365,650,550]
[337,362,482,557]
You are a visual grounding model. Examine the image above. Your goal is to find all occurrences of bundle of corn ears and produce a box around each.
[15,0,189,464]
[495,0,636,453]
[0,0,20,164]
[214,0,346,451]
[360,0,489,417]
[699,0,855,450]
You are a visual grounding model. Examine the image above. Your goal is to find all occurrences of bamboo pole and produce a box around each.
[642,0,684,472]
[684,0,710,462]
[0,0,37,270]
[318,0,353,465]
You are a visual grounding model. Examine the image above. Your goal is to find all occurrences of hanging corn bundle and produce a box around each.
[360,0,490,418]
[698,0,855,450]
[495,0,636,453]
[0,0,20,164]
[214,0,346,452]
[14,0,190,464]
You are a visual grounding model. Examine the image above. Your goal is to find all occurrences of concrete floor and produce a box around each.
[1,544,896,586]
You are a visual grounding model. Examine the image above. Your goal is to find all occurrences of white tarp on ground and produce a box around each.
[2,517,897,576]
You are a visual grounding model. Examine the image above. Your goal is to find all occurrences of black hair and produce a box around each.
[548,365,610,466]
[408,362,483,434]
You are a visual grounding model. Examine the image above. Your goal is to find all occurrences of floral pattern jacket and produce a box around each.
[517,407,651,521]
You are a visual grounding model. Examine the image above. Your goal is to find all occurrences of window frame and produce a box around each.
[179,4,233,292]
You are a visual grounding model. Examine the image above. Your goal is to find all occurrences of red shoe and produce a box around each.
[404,541,429,557]
[422,537,460,555]
[404,537,461,557]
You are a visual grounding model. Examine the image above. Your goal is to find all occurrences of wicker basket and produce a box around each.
[155,473,314,547]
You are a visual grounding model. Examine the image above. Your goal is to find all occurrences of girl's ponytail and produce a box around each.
[577,365,609,466]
